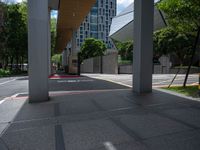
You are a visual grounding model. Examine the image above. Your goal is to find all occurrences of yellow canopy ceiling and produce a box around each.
[56,0,96,52]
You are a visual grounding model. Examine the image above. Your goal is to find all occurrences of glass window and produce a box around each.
[91,8,98,15]
[90,32,98,39]
[90,16,97,23]
[90,24,98,31]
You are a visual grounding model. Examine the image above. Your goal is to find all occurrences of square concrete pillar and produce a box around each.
[72,30,77,55]
[48,10,52,76]
[133,0,154,93]
[28,0,49,102]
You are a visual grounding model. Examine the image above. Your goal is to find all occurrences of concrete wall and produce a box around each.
[119,56,171,74]
[81,53,118,74]
[169,68,199,74]
[93,57,101,73]
[102,53,118,74]
[118,65,132,74]
[81,58,94,73]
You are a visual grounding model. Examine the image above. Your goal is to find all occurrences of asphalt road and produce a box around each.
[83,74,199,88]
[0,76,28,100]
[0,74,198,101]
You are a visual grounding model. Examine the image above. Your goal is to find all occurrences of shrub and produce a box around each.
[0,69,11,77]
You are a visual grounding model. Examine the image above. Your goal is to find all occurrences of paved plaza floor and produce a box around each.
[0,76,200,150]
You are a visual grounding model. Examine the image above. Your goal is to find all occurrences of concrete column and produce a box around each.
[28,0,49,102]
[48,9,52,76]
[133,0,154,93]
[72,30,77,55]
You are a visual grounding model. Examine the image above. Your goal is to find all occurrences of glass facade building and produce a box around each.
[76,0,116,49]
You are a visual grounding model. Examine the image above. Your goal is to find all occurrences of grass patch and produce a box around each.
[0,69,11,77]
[163,85,199,98]
[0,69,27,78]
[118,60,132,65]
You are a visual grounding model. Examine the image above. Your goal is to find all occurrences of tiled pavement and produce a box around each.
[0,77,200,150]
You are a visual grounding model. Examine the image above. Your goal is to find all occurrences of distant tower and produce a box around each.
[63,0,117,74]
[76,0,117,50]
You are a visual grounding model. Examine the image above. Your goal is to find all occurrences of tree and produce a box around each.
[158,0,200,87]
[115,41,133,62]
[0,1,27,71]
[154,27,194,66]
[79,38,106,62]
[52,54,62,70]
[158,0,200,32]
[51,18,57,56]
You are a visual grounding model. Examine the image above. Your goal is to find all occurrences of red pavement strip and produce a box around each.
[49,74,81,79]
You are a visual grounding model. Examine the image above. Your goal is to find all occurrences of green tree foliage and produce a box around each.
[51,54,62,70]
[51,18,57,56]
[52,54,62,64]
[79,38,106,61]
[158,0,200,87]
[0,1,27,70]
[158,0,200,32]
[115,41,133,61]
[154,27,194,65]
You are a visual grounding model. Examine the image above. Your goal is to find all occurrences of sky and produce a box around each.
[117,0,133,14]
[7,0,133,15]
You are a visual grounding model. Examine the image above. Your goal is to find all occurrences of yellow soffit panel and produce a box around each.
[56,0,96,52]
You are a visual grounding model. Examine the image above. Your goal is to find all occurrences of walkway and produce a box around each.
[0,76,200,150]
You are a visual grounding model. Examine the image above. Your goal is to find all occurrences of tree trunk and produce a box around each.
[16,51,19,71]
[183,27,200,87]
[3,55,8,70]
[168,65,181,88]
[10,57,13,71]
[21,56,24,71]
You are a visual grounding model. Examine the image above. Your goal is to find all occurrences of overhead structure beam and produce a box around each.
[56,0,96,52]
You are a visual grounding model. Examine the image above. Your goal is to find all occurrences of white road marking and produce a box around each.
[11,93,20,98]
[57,79,94,83]
[0,99,6,105]
[104,142,117,150]
[153,79,173,85]
[94,77,132,88]
[0,92,27,105]
[0,79,16,86]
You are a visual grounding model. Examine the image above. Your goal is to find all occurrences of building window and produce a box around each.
[91,8,98,15]
[90,24,98,31]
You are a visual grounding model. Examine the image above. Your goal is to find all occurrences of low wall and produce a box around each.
[118,65,132,74]
[118,64,165,74]
[103,53,118,74]
[81,53,118,74]
[118,64,199,74]
[169,68,199,74]
[80,58,94,73]
[118,56,172,74]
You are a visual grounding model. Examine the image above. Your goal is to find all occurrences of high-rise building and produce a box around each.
[76,0,116,50]
[62,0,117,74]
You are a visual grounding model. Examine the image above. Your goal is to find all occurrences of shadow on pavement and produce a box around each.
[1,87,200,150]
